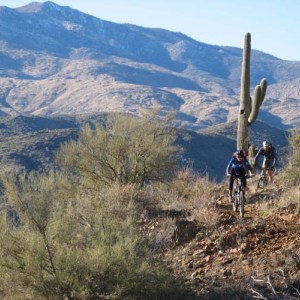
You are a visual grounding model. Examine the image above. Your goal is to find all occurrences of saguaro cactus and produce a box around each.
[237,32,267,152]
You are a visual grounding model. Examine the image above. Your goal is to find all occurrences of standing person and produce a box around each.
[254,141,277,183]
[226,150,253,202]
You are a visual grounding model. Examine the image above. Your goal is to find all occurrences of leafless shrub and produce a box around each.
[250,273,300,300]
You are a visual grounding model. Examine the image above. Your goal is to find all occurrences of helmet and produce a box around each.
[235,150,244,157]
[262,141,270,147]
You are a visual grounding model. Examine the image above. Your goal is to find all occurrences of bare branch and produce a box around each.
[250,288,268,299]
[267,276,278,296]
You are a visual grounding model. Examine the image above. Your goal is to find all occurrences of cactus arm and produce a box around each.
[248,78,267,124]
[259,78,267,105]
[248,85,262,124]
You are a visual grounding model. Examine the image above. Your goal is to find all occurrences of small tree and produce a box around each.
[57,113,181,187]
[0,113,189,299]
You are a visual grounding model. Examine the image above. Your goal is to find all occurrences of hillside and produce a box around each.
[201,119,289,148]
[145,178,300,299]
[1,138,299,299]
[0,2,300,130]
[0,113,298,299]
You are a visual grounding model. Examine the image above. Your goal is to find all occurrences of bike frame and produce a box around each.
[233,177,245,218]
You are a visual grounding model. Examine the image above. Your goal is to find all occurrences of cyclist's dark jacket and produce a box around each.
[226,157,252,177]
[254,146,277,167]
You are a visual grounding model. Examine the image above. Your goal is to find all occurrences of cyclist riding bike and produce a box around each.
[254,141,277,183]
[226,150,253,202]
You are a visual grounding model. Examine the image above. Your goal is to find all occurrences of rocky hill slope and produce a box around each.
[147,180,300,299]
[0,2,300,130]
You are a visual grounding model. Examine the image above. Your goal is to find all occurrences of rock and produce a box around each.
[203,245,213,255]
[222,258,234,265]
[171,219,198,245]
[191,271,200,279]
[279,214,294,222]
[193,249,205,256]
[223,269,232,277]
[204,255,211,262]
[240,242,251,253]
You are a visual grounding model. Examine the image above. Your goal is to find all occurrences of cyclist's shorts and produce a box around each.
[262,158,272,169]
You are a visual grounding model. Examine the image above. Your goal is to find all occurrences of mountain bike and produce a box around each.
[232,175,254,218]
[232,177,246,218]
[257,166,277,189]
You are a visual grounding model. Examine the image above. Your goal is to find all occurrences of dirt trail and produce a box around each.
[159,181,300,298]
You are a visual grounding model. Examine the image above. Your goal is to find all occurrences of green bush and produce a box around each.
[0,172,184,299]
[56,113,181,188]
[0,113,190,299]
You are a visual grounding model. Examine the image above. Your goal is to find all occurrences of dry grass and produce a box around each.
[277,186,300,214]
[147,168,222,227]
[258,131,300,215]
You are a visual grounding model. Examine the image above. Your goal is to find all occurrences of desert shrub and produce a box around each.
[172,168,221,201]
[149,168,221,226]
[279,186,300,214]
[280,130,300,185]
[56,113,181,188]
[0,171,184,300]
[260,185,300,216]
[260,131,300,215]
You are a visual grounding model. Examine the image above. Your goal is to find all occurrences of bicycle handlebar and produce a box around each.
[226,174,255,178]
[246,174,255,179]
[256,165,277,172]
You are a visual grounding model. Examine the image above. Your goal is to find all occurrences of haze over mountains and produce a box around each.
[0,1,300,131]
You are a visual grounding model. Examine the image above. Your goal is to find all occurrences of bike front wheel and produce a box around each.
[233,193,238,212]
[239,191,245,218]
[257,176,267,189]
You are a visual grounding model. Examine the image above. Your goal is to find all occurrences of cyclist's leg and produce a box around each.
[241,176,247,189]
[228,174,235,202]
[262,158,269,180]
[264,159,273,183]
[268,168,274,183]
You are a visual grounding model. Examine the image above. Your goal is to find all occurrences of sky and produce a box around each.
[1,0,300,61]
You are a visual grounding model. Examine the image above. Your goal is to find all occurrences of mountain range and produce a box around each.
[0,1,300,131]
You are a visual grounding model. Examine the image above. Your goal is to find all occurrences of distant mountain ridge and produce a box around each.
[0,1,300,130]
